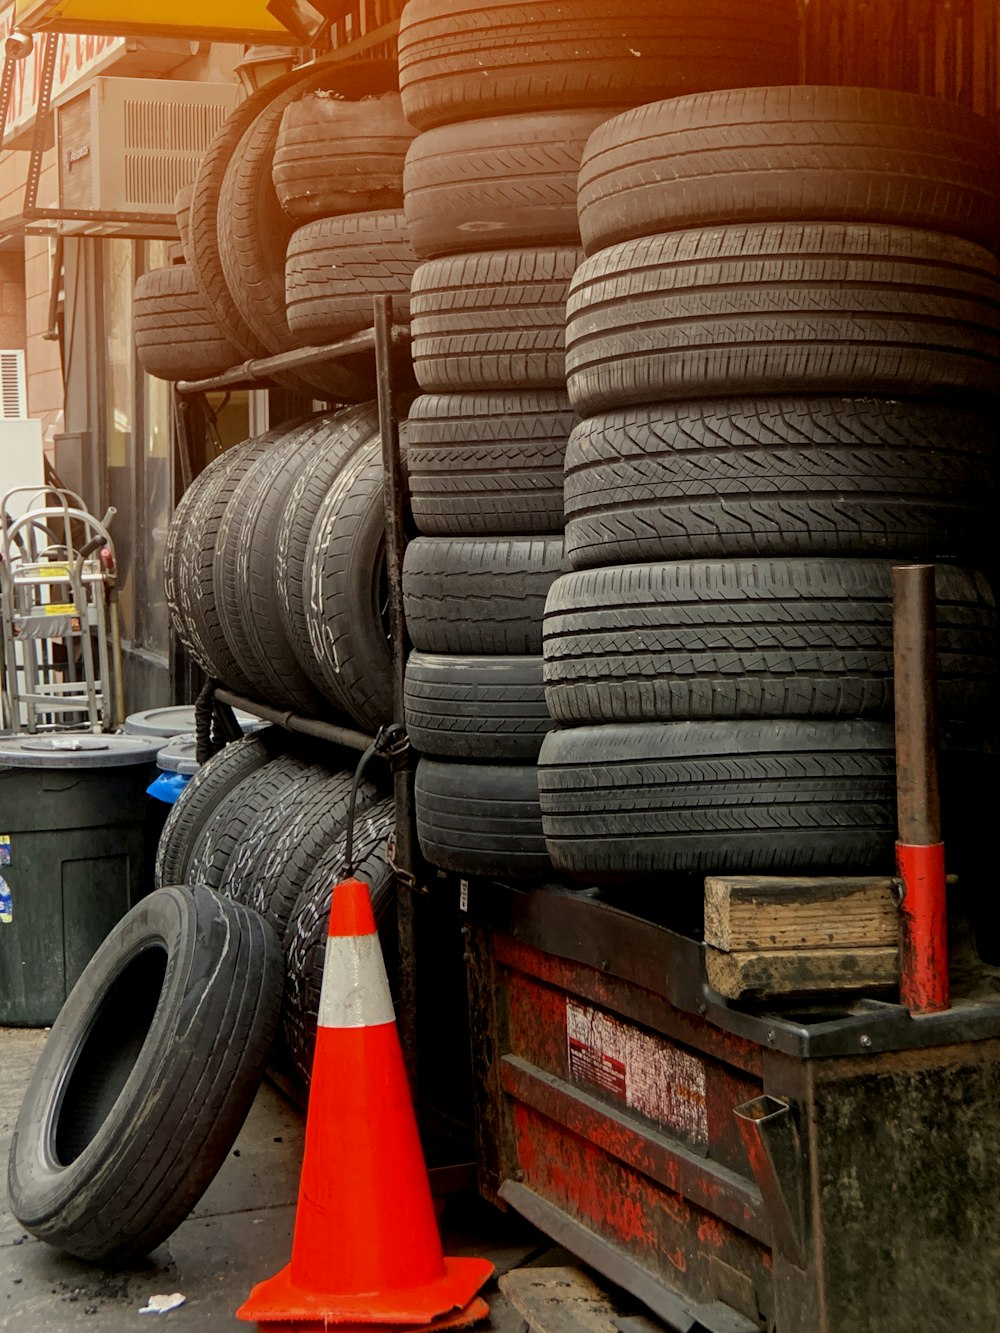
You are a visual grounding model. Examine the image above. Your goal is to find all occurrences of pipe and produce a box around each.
[734,1096,807,1269]
[892,564,949,1014]
[213,687,375,754]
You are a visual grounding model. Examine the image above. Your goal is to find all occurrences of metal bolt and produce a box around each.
[766,1030,775,1044]
[860,1034,873,1049]
[698,1001,708,1016]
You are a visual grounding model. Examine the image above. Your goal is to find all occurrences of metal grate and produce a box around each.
[122,97,231,208]
[0,350,26,419]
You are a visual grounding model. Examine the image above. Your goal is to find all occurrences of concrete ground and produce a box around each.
[0,1028,557,1331]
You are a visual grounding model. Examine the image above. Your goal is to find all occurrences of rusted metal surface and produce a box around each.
[212,686,374,752]
[802,0,999,119]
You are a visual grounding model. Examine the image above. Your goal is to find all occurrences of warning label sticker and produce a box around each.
[566,1000,709,1147]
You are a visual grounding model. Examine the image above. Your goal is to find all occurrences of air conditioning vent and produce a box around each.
[0,351,27,419]
[56,77,240,218]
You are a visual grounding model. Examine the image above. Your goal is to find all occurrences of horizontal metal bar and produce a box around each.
[24,205,177,226]
[213,687,375,753]
[175,325,409,395]
[502,1056,769,1245]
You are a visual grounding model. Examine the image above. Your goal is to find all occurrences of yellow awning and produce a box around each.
[13,0,301,43]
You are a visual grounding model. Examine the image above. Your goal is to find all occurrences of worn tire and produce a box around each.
[538,720,900,878]
[410,248,581,391]
[7,885,282,1263]
[543,561,997,724]
[274,90,415,222]
[398,0,800,132]
[302,437,393,730]
[154,730,285,889]
[403,109,616,258]
[405,653,551,759]
[403,536,567,655]
[407,391,575,536]
[133,266,239,382]
[415,758,550,877]
[285,211,418,345]
[562,398,998,569]
[565,224,1000,414]
[282,797,396,1089]
[577,86,1000,255]
[175,184,193,263]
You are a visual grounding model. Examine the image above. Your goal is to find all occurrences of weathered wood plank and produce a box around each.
[499,1267,664,1333]
[706,944,899,1001]
[704,876,898,953]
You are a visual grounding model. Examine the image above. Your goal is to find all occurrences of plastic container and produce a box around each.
[124,705,264,738]
[0,734,166,1025]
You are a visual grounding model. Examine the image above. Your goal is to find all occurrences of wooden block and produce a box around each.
[706,944,899,1001]
[704,875,898,953]
[499,1267,664,1333]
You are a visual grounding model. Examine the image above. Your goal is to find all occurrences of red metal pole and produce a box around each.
[892,564,949,1014]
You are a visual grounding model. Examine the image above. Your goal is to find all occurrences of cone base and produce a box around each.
[236,1255,494,1326]
[239,1294,491,1333]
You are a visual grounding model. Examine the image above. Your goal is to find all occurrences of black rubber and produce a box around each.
[282,797,396,1090]
[410,248,581,392]
[405,652,552,759]
[154,729,285,890]
[275,401,382,681]
[562,397,998,569]
[577,86,1000,255]
[415,757,550,877]
[285,211,418,345]
[302,436,394,731]
[407,391,575,536]
[565,223,1000,415]
[174,184,193,264]
[402,109,615,258]
[133,266,238,382]
[537,720,900,878]
[185,754,317,893]
[403,535,567,655]
[220,766,382,940]
[273,90,415,222]
[543,561,998,724]
[7,885,282,1263]
[398,0,800,132]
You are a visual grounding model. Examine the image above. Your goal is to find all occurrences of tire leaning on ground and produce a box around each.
[576,86,1000,254]
[7,886,282,1264]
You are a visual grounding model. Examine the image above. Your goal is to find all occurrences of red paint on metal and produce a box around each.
[896,841,949,1015]
[697,1216,728,1250]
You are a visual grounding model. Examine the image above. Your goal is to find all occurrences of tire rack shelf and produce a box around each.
[175,296,422,1092]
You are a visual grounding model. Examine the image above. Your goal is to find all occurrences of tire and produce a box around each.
[214,419,333,712]
[543,561,997,724]
[302,437,394,730]
[175,183,193,263]
[415,758,550,877]
[407,391,575,536]
[282,796,396,1089]
[403,109,616,258]
[565,224,1000,414]
[275,401,383,672]
[7,885,282,1263]
[537,720,899,878]
[285,211,419,345]
[273,90,415,222]
[577,86,1000,255]
[405,652,552,759]
[133,266,239,382]
[398,0,800,132]
[154,729,285,889]
[562,398,998,569]
[217,60,398,358]
[410,248,581,392]
[165,425,304,689]
[185,753,316,892]
[403,536,567,654]
[220,766,382,940]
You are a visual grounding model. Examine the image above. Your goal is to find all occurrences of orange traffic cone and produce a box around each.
[237,878,494,1329]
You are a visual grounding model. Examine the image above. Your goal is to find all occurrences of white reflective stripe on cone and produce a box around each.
[318,933,395,1029]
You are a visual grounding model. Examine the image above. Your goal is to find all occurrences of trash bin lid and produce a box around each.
[156,734,199,776]
[0,734,166,768]
[124,705,264,737]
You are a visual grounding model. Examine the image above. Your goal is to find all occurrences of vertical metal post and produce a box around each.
[373,294,420,1093]
[892,563,949,1014]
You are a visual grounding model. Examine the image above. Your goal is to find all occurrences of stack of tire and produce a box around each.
[537,87,1000,881]
[395,0,803,880]
[164,405,396,732]
[154,725,397,1093]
